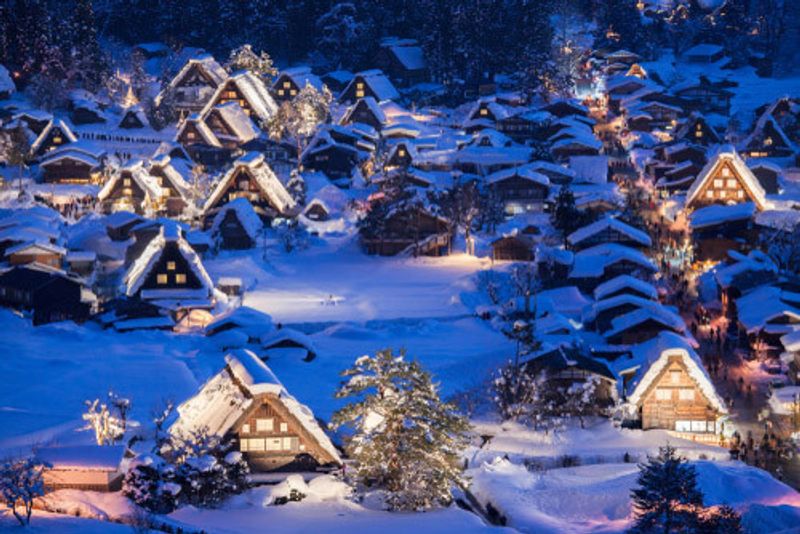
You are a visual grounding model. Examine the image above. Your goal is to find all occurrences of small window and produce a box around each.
[256,418,274,432]
[167,261,176,271]
[675,420,691,432]
[53,136,62,144]
[356,82,364,90]
[480,108,489,116]
[123,178,132,187]
[721,166,731,177]
[355,90,365,98]
[277,89,285,96]
[720,190,727,199]
[266,438,283,451]
[398,148,406,157]
[726,179,736,188]
[655,388,671,401]
[764,137,773,146]
[737,190,744,199]
[290,89,297,96]
[283,81,291,89]
[240,439,249,452]
[670,370,681,384]
[157,274,168,284]
[679,389,695,401]
[706,190,714,199]
[713,179,723,188]
[242,424,250,434]
[695,131,703,138]
[280,422,288,433]
[175,273,187,284]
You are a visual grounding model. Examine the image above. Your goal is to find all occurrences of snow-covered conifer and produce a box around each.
[332,349,471,511]
[225,44,277,82]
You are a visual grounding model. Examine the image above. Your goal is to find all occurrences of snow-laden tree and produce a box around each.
[0,457,50,526]
[314,2,374,70]
[332,349,471,511]
[266,82,332,170]
[492,360,544,422]
[225,44,277,82]
[562,375,606,429]
[0,124,30,194]
[81,391,133,446]
[629,445,705,533]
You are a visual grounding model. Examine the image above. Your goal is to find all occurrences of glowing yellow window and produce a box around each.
[713,179,722,188]
[157,274,168,284]
[123,178,131,187]
[720,190,727,198]
[290,89,297,96]
[706,191,713,198]
[765,137,773,146]
[726,179,736,188]
[721,167,731,177]
[355,90,365,98]
[356,82,364,89]
[167,261,176,271]
[283,81,291,88]
[277,89,284,96]
[175,273,187,284]
[398,148,406,156]
[737,190,744,199]
[695,131,703,138]
[53,136,62,144]
[480,108,488,116]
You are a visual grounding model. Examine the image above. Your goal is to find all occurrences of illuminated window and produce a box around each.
[679,389,695,401]
[186,131,196,140]
[356,82,364,89]
[175,273,187,284]
[157,274,168,284]
[695,131,703,138]
[53,136,62,144]
[123,178,131,187]
[290,89,297,96]
[277,89,284,96]
[675,420,691,432]
[706,190,713,199]
[721,166,731,177]
[765,137,773,146]
[355,90,365,98]
[223,90,237,99]
[480,108,489,116]
[283,81,291,89]
[242,424,250,433]
[726,179,736,188]
[737,190,744,199]
[398,148,406,157]
[167,261,176,270]
[255,418,274,432]
[713,179,722,188]
[280,422,288,432]
[655,388,671,401]
[266,438,283,451]
[691,421,707,432]
[670,370,681,384]
[720,190,727,198]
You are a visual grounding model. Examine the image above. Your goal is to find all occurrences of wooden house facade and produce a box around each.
[491,234,535,262]
[339,70,400,104]
[685,147,767,211]
[362,205,451,256]
[0,265,92,325]
[158,55,228,117]
[40,145,104,184]
[30,120,77,159]
[98,162,162,215]
[487,168,550,215]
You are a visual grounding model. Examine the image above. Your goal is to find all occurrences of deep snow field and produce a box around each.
[3,239,800,532]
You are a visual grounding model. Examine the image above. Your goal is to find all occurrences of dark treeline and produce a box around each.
[0,0,797,98]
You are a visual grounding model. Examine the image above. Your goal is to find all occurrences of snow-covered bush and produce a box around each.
[124,430,249,512]
[332,349,471,511]
[0,457,50,526]
[264,474,353,507]
[81,398,126,446]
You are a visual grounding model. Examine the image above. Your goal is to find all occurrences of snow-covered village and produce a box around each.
[1,0,800,532]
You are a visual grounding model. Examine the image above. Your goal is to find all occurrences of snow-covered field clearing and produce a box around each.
[204,240,489,323]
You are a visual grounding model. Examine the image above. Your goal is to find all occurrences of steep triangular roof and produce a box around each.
[122,222,213,297]
[170,349,341,465]
[156,54,228,106]
[203,152,296,214]
[201,70,278,123]
[30,119,77,155]
[567,216,652,248]
[98,160,163,203]
[685,145,767,211]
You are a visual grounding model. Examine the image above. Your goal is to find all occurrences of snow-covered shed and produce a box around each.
[37,445,127,492]
[170,349,341,472]
[567,216,652,251]
[209,197,263,250]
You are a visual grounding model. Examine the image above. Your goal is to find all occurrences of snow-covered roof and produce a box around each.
[736,285,800,334]
[389,44,426,71]
[202,70,278,123]
[36,445,126,471]
[685,43,724,57]
[275,66,323,92]
[602,304,686,339]
[486,165,550,187]
[162,54,227,94]
[689,202,757,229]
[206,306,275,340]
[30,119,78,154]
[5,240,67,257]
[623,332,727,413]
[99,160,163,203]
[210,197,263,241]
[344,69,400,101]
[122,222,213,298]
[170,349,341,464]
[176,113,222,147]
[0,64,15,95]
[713,250,777,289]
[148,155,192,198]
[569,155,608,184]
[343,96,387,126]
[569,243,656,279]
[567,216,651,248]
[740,113,795,154]
[594,274,658,301]
[209,101,260,143]
[686,145,767,210]
[203,152,295,215]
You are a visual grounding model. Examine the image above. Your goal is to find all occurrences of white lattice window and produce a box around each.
[655,388,672,401]
[256,418,274,432]
[679,388,695,401]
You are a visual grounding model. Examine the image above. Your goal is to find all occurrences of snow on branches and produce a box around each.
[81,391,135,446]
[331,349,471,511]
[0,457,50,526]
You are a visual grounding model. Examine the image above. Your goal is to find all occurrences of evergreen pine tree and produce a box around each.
[629,445,705,533]
[68,0,107,90]
[332,349,471,511]
[551,184,582,239]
